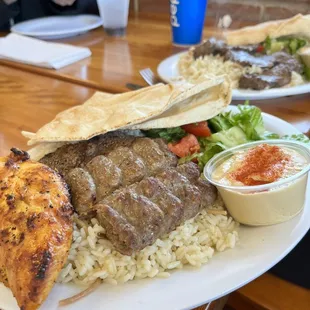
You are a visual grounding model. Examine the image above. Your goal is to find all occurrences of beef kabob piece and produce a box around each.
[40,133,217,256]
[192,37,304,90]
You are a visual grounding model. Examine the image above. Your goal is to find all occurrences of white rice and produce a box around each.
[178,52,305,89]
[288,71,305,87]
[58,196,239,286]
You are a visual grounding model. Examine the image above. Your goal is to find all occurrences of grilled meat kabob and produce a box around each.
[40,132,217,256]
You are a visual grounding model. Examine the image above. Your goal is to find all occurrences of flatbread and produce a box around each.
[131,77,231,129]
[27,142,70,162]
[224,14,310,46]
[23,84,175,145]
[23,77,229,146]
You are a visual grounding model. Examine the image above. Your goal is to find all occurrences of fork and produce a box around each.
[139,68,163,86]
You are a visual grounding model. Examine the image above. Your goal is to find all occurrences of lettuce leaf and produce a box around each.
[208,114,233,132]
[144,127,186,143]
[197,142,226,170]
[264,36,307,55]
[220,103,265,140]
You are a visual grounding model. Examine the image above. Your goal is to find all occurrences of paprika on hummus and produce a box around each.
[213,144,307,187]
[206,142,310,226]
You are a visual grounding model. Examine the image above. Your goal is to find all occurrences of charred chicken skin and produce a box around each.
[0,148,73,310]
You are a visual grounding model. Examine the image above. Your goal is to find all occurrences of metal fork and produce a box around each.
[139,68,163,86]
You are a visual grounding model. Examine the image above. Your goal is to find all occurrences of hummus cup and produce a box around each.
[204,140,310,226]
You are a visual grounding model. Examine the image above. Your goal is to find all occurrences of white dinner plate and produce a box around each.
[11,15,103,40]
[0,107,309,310]
[157,52,310,101]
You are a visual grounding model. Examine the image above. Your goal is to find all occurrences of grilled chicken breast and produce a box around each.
[0,148,73,310]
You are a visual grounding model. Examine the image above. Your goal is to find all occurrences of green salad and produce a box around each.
[264,36,307,55]
[144,103,310,170]
[263,36,310,80]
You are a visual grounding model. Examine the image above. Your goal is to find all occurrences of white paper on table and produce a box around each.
[0,33,91,69]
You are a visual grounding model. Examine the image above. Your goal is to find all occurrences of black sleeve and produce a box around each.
[41,0,98,16]
[0,0,19,29]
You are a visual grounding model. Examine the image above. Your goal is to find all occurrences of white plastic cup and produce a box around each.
[97,0,130,36]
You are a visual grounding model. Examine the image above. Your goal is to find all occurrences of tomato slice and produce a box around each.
[168,134,200,158]
[256,45,264,53]
[182,121,211,137]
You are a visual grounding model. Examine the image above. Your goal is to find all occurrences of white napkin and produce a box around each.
[0,33,91,69]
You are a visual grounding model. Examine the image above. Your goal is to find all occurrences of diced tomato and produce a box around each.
[256,45,264,53]
[168,134,200,158]
[182,121,211,137]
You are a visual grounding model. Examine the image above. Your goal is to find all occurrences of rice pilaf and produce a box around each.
[58,195,238,286]
[178,52,305,88]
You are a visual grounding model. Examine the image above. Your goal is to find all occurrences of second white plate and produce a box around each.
[157,52,310,101]
[11,15,103,40]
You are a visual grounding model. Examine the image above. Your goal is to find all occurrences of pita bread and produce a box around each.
[132,77,231,129]
[27,141,70,162]
[23,78,230,146]
[224,14,310,46]
[23,84,174,145]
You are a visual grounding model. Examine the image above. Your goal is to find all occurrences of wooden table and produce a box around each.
[0,11,309,310]
[0,13,243,94]
[0,66,95,156]
[1,67,309,156]
[0,12,308,135]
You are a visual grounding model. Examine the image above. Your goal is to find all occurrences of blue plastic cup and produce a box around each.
[170,0,208,46]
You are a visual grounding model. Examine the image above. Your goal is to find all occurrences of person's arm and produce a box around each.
[0,0,19,29]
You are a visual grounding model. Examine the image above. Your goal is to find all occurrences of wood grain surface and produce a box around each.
[0,65,309,155]
[0,66,95,156]
[228,273,310,310]
[0,13,235,93]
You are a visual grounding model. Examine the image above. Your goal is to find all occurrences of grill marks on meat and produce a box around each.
[99,189,164,254]
[191,37,304,90]
[97,162,210,255]
[0,151,73,310]
[59,136,177,216]
[156,168,202,221]
[41,135,217,255]
[130,177,184,235]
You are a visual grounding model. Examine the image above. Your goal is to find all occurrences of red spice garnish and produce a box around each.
[230,144,290,186]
